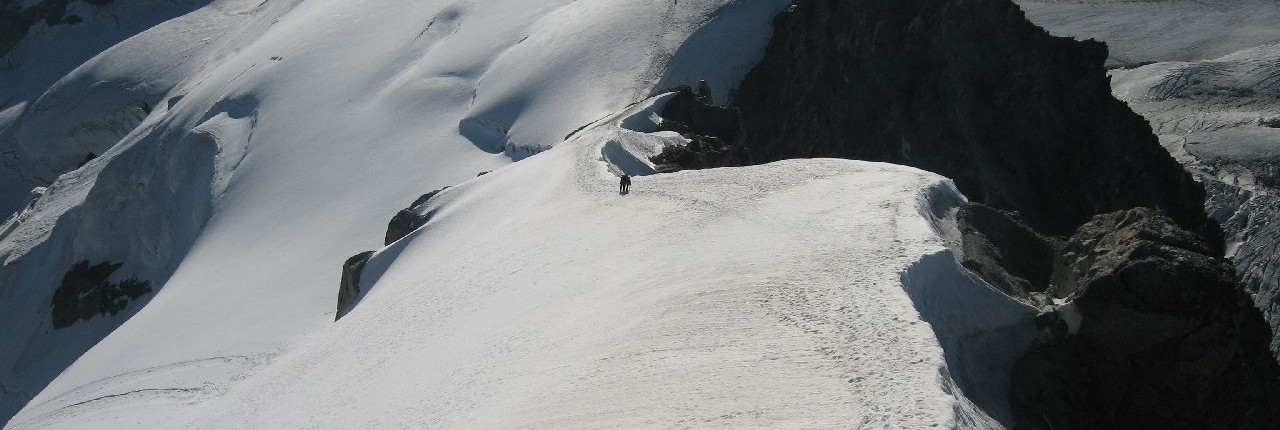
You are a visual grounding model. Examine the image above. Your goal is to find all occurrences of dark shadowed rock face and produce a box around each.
[661,86,744,146]
[1011,208,1280,430]
[954,203,1060,302]
[649,86,751,172]
[343,187,451,320]
[731,0,1217,243]
[384,187,447,245]
[385,209,429,246]
[50,260,151,329]
[335,251,374,321]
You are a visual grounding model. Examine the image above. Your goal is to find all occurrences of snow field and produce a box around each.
[0,0,1045,427]
[0,0,248,215]
[139,113,1026,429]
[1015,0,1280,68]
[4,0,791,426]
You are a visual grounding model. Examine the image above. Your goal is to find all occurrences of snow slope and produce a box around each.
[0,0,217,215]
[11,97,1038,429]
[2,0,795,425]
[1,0,1050,427]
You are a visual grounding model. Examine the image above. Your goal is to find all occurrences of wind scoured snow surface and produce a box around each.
[1,0,1043,427]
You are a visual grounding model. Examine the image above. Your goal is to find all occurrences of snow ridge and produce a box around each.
[3,0,794,426]
[1,0,1045,427]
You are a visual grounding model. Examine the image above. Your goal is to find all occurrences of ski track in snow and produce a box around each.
[9,354,273,428]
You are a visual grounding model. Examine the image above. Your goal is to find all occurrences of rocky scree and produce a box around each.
[335,251,374,321]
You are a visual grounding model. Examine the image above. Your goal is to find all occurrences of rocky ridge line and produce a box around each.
[729,0,1218,244]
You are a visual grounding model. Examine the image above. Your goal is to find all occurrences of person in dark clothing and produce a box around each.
[619,174,631,194]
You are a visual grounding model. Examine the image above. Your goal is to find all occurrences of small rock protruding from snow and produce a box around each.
[385,187,448,246]
[335,251,375,322]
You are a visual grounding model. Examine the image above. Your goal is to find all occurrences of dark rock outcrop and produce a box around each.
[649,134,742,172]
[384,187,447,245]
[649,86,750,171]
[954,203,1061,302]
[345,186,450,320]
[1011,209,1280,429]
[50,260,151,329]
[661,85,744,146]
[335,251,374,321]
[730,0,1218,244]
[385,209,429,246]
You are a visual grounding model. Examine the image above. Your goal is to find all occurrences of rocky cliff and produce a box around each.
[730,0,1218,243]
[1012,209,1280,429]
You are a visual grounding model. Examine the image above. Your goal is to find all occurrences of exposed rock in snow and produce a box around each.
[333,251,372,322]
[384,188,447,246]
[952,203,1061,303]
[49,260,151,329]
[1012,208,1280,430]
[649,86,750,171]
[660,85,744,146]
